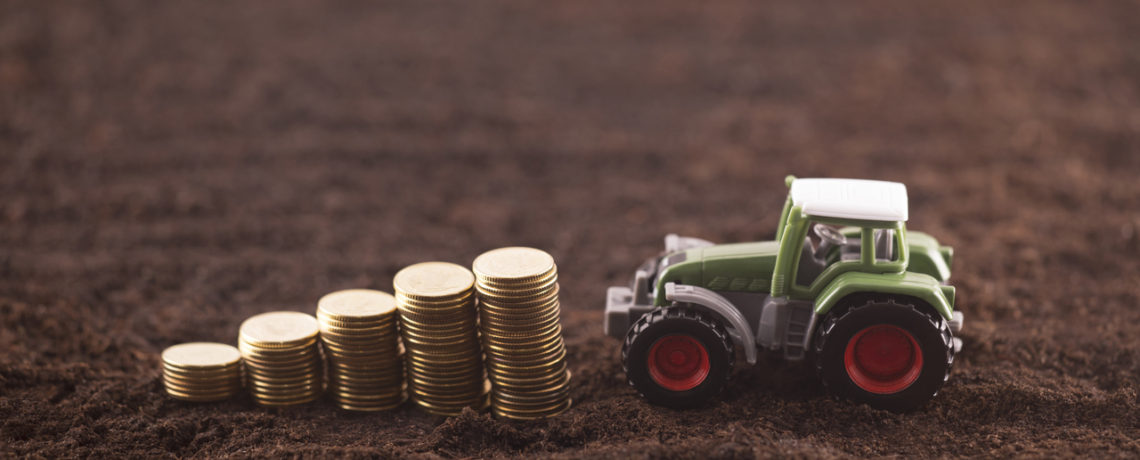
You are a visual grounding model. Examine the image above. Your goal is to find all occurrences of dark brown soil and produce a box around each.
[3,1,1139,458]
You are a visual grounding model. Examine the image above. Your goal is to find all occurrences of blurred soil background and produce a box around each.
[2,1,1139,458]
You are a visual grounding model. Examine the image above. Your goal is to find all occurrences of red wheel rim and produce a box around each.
[647,334,710,391]
[844,324,923,394]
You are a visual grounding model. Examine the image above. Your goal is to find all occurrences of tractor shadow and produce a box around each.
[721,351,825,408]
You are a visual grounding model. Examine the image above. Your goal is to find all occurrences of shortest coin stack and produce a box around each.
[317,289,407,411]
[162,342,243,402]
[239,311,324,407]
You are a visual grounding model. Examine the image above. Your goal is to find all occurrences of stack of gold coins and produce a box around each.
[161,342,243,402]
[238,311,324,407]
[473,247,571,420]
[394,262,489,416]
[317,289,406,411]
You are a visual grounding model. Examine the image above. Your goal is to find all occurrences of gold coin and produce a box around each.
[394,291,475,309]
[404,366,483,382]
[165,387,241,402]
[481,331,564,350]
[240,351,321,367]
[328,363,404,375]
[479,301,559,317]
[333,392,407,405]
[480,303,560,320]
[480,314,561,334]
[397,307,475,325]
[249,387,323,400]
[319,323,399,336]
[238,340,318,357]
[163,379,242,394]
[163,373,242,388]
[475,276,558,299]
[405,371,484,386]
[327,363,403,375]
[326,351,403,364]
[238,354,318,369]
[162,342,242,370]
[326,358,403,372]
[335,401,406,411]
[320,339,400,351]
[243,361,320,376]
[249,389,322,401]
[399,339,477,355]
[320,327,398,337]
[493,382,570,402]
[409,379,488,398]
[251,393,320,407]
[484,369,564,386]
[334,400,406,412]
[485,346,566,366]
[396,303,476,319]
[246,371,321,387]
[239,312,319,349]
[405,350,483,366]
[485,355,567,373]
[331,384,406,398]
[397,313,476,330]
[479,289,557,305]
[411,390,491,416]
[328,369,402,382]
[320,340,394,354]
[492,399,571,420]
[331,380,406,393]
[326,350,404,363]
[163,380,242,393]
[401,320,475,335]
[476,264,556,285]
[472,247,555,284]
[393,262,475,301]
[323,347,401,360]
[317,289,397,322]
[162,364,241,380]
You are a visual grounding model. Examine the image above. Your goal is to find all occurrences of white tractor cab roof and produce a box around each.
[790,178,908,222]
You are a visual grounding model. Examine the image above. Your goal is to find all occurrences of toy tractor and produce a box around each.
[605,176,963,412]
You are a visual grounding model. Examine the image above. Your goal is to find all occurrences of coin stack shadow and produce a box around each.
[473,247,572,420]
[317,289,407,411]
[162,342,244,402]
[239,311,324,407]
[394,262,490,416]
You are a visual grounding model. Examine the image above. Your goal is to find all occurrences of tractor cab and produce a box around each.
[771,177,911,299]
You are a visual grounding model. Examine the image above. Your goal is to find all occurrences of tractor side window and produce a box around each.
[797,221,854,287]
[873,229,898,262]
[805,222,823,253]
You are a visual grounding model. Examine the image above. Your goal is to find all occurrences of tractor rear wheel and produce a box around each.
[622,306,734,409]
[813,297,955,412]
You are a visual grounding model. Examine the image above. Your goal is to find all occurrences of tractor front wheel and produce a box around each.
[622,306,734,409]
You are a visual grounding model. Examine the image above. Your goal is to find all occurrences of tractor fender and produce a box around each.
[813,271,954,321]
[665,283,758,365]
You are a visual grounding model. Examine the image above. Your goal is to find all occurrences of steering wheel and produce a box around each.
[812,224,848,263]
[813,224,848,247]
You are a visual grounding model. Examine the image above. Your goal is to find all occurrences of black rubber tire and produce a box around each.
[813,297,955,413]
[622,306,734,409]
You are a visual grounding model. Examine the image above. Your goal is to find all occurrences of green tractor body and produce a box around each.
[606,176,963,411]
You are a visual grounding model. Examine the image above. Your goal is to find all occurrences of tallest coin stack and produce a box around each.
[473,247,572,419]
